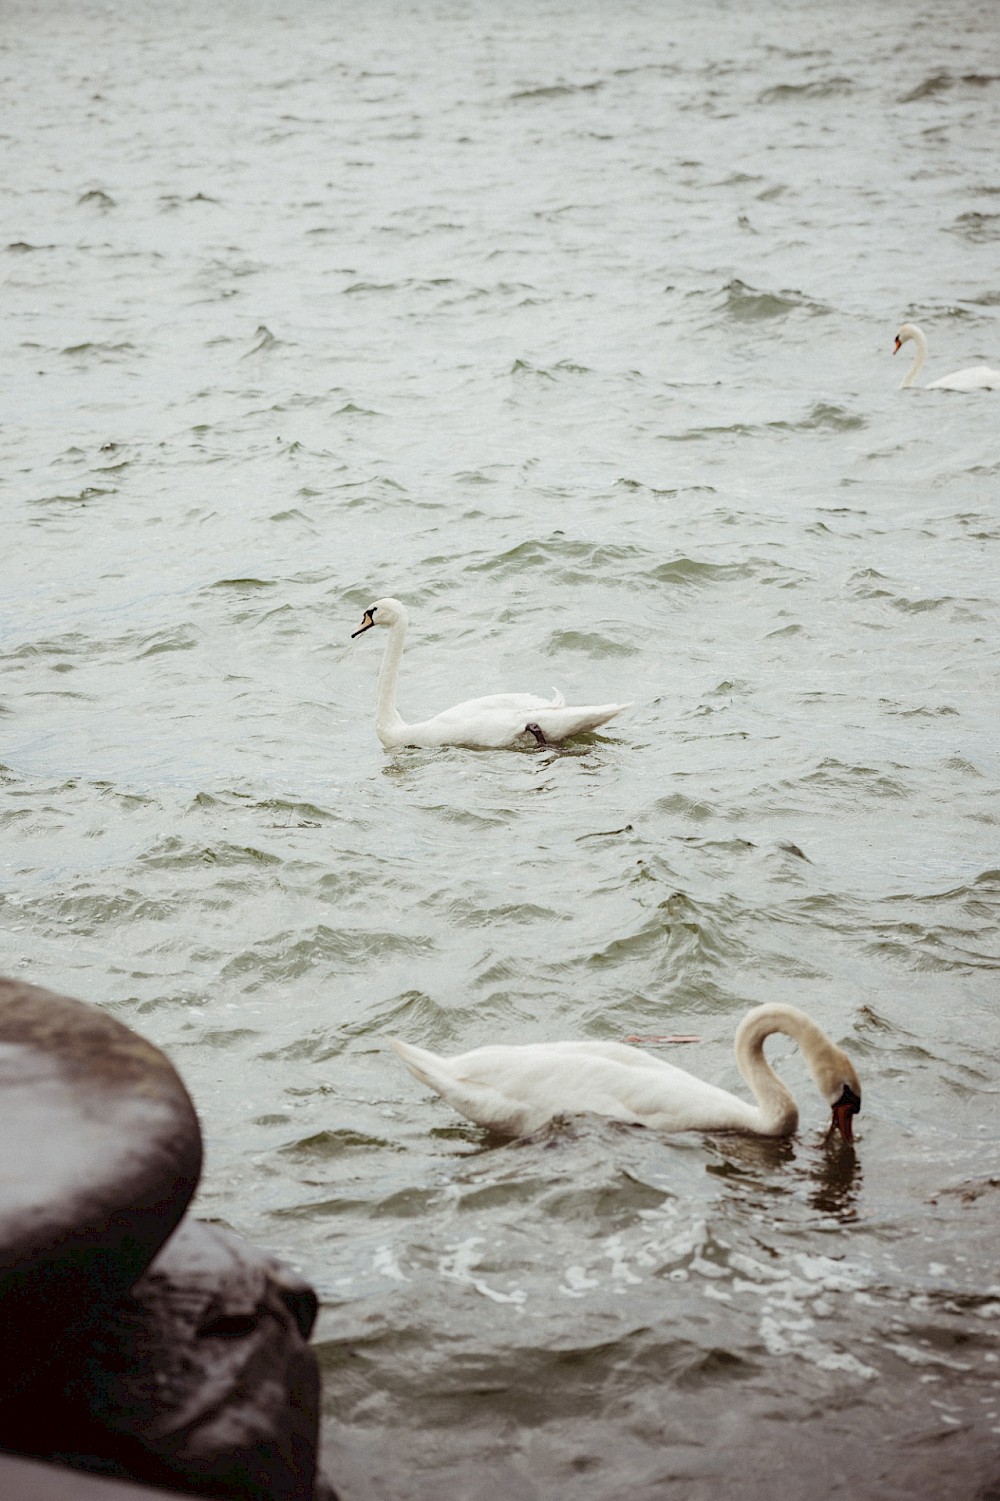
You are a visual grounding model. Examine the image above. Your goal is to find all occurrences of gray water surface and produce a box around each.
[3,1,1000,1496]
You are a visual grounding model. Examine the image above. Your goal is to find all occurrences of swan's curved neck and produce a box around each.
[374,616,409,744]
[733,1004,832,1135]
[901,327,927,388]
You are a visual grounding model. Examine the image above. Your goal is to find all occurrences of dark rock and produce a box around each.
[3,1219,335,1500]
[0,976,202,1365]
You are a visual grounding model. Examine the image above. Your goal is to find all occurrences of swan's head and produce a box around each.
[815,1046,862,1142]
[351,597,407,638]
[893,322,922,355]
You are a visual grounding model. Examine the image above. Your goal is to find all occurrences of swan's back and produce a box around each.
[926,365,1000,391]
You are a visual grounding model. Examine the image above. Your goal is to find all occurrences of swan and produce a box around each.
[389,1003,862,1141]
[351,597,628,749]
[893,322,1000,390]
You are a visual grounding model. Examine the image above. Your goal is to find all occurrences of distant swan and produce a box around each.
[390,1002,862,1140]
[893,322,1000,390]
[351,597,628,749]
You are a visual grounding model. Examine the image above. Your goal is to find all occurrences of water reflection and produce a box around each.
[704,1131,863,1221]
[808,1136,862,1220]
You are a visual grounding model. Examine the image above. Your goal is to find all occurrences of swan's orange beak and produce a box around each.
[893,337,902,355]
[351,609,377,639]
[831,1085,861,1143]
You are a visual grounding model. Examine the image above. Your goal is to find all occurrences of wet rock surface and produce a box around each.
[0,976,202,1357]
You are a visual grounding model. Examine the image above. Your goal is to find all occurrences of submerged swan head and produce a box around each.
[351,597,407,637]
[814,1043,862,1142]
[736,1002,862,1142]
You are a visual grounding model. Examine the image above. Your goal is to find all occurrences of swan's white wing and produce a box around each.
[435,690,564,714]
[520,702,628,741]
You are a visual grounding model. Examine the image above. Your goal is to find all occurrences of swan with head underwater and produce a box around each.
[390,1003,862,1141]
[351,597,628,749]
[893,322,1000,390]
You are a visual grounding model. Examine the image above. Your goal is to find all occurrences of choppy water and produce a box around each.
[3,0,1000,1495]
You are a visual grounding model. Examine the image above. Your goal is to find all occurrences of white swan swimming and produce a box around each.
[351,597,628,749]
[390,1002,862,1141]
[893,322,1000,390]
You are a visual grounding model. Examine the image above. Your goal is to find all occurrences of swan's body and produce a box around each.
[894,322,1000,390]
[351,597,628,749]
[390,1003,862,1141]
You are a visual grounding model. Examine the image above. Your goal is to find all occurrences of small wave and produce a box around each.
[615,478,718,500]
[864,924,1000,974]
[646,556,733,589]
[645,556,803,590]
[766,622,805,638]
[478,537,646,580]
[76,187,116,210]
[342,280,401,295]
[158,192,221,211]
[242,324,282,355]
[193,1026,259,1051]
[30,486,116,505]
[509,357,555,380]
[277,1129,397,1160]
[946,211,1000,243]
[847,568,894,600]
[714,278,829,323]
[509,80,604,101]
[257,796,333,827]
[580,889,743,979]
[802,759,910,800]
[890,594,957,615]
[208,576,275,590]
[654,793,716,823]
[900,71,1000,102]
[757,76,856,104]
[139,836,281,870]
[60,341,137,362]
[880,702,959,718]
[800,402,866,431]
[137,626,198,657]
[219,925,437,986]
[547,628,637,659]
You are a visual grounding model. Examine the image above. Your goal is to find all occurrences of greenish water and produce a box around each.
[2,1,999,1495]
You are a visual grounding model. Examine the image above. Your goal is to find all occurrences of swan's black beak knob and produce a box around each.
[351,609,377,639]
[831,1084,861,1142]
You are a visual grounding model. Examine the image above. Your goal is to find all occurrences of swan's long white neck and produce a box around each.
[733,1003,838,1135]
[374,611,410,744]
[899,326,927,388]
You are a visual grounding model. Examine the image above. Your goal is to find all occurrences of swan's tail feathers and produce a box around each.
[388,1038,524,1133]
[389,1037,444,1091]
[528,702,629,742]
[549,687,566,707]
